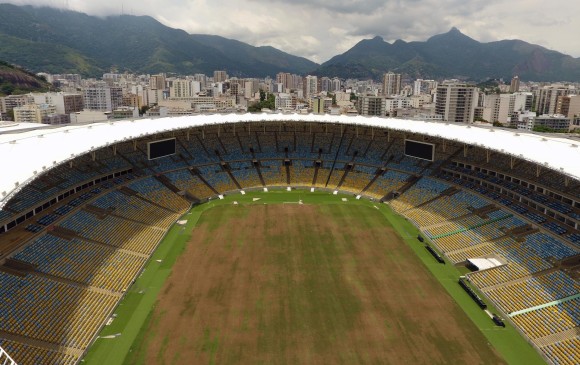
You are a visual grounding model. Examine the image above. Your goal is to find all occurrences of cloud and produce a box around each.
[2,0,580,63]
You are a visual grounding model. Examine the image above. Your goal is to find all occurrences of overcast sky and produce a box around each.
[5,0,580,63]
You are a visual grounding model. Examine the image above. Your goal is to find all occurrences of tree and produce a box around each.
[248,93,275,112]
[1,84,14,95]
[139,105,151,116]
[533,125,557,133]
[329,93,337,106]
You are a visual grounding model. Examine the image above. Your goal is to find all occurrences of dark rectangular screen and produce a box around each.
[148,138,176,160]
[404,139,434,161]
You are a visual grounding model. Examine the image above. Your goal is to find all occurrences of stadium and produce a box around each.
[0,113,578,364]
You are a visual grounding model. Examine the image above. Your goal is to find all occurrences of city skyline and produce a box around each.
[2,0,580,63]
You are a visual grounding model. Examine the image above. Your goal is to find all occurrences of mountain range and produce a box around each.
[315,28,580,81]
[1,4,580,81]
[0,4,317,77]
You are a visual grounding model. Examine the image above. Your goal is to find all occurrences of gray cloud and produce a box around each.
[3,0,580,63]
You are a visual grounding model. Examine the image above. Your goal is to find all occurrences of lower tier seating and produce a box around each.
[0,339,77,365]
[542,336,580,365]
[0,272,118,349]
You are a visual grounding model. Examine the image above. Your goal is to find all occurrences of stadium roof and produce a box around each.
[1,113,579,209]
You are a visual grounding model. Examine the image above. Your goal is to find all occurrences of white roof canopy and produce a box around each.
[1,113,579,209]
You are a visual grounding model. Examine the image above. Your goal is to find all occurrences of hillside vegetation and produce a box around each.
[0,60,51,96]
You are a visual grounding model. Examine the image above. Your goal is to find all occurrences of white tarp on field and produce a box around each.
[467,258,503,271]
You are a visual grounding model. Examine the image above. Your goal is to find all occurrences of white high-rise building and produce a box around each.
[193,74,207,89]
[331,78,341,92]
[413,79,438,96]
[304,75,318,99]
[83,83,123,111]
[482,92,533,124]
[170,79,197,99]
[435,82,479,124]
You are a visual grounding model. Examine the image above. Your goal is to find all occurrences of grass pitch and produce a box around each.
[83,191,545,365]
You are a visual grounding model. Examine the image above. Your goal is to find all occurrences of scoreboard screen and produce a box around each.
[148,138,176,160]
[404,139,434,161]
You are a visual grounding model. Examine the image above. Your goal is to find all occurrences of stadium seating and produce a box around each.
[0,122,578,365]
[484,270,579,313]
[365,170,410,199]
[230,161,262,188]
[165,169,216,199]
[542,336,580,365]
[0,339,77,365]
[290,160,315,186]
[0,272,117,349]
[14,234,147,292]
[511,298,580,339]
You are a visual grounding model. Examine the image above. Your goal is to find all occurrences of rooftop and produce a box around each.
[1,113,579,209]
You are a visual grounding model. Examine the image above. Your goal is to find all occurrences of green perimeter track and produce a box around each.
[82,190,545,365]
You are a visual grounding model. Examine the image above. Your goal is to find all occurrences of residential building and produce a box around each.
[193,74,207,89]
[435,82,479,123]
[13,104,57,123]
[510,110,536,129]
[275,93,297,111]
[123,93,143,109]
[511,92,534,113]
[331,78,342,92]
[30,92,83,115]
[482,94,511,123]
[320,77,331,92]
[213,70,227,83]
[413,79,439,95]
[0,94,34,116]
[509,76,520,93]
[83,84,123,111]
[276,72,292,91]
[149,74,166,90]
[534,114,571,132]
[190,96,236,112]
[534,85,575,115]
[111,107,139,119]
[409,94,433,109]
[556,94,580,119]
[385,96,411,115]
[383,72,401,96]
[310,96,332,114]
[571,116,580,131]
[303,75,318,99]
[356,95,386,116]
[42,113,70,125]
[170,79,197,98]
